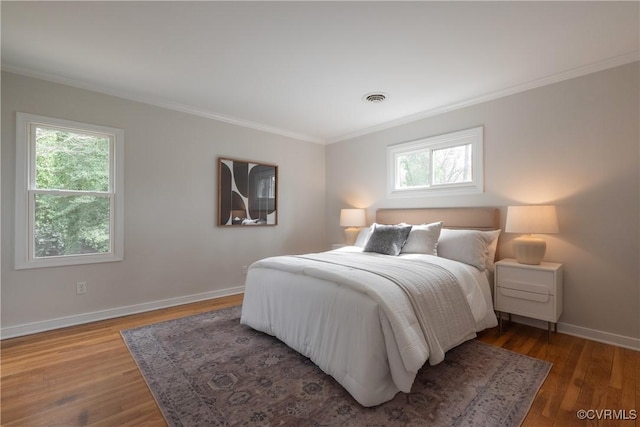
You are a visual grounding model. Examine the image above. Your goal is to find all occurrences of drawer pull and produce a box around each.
[499,287,550,303]
[499,280,550,295]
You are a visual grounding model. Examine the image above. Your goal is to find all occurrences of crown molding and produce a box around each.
[1,64,325,145]
[5,50,638,146]
[326,51,640,144]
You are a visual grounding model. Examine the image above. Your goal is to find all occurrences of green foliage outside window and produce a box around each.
[397,144,472,189]
[34,127,111,257]
[398,151,430,188]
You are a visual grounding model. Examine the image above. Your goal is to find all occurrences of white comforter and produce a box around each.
[240,247,498,407]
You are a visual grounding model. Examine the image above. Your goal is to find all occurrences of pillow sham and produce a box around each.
[437,228,500,271]
[363,223,413,256]
[354,226,373,248]
[483,229,501,272]
[400,221,443,255]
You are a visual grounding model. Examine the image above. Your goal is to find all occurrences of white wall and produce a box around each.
[1,72,326,335]
[326,63,640,346]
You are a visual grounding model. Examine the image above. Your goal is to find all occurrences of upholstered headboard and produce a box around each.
[376,207,499,231]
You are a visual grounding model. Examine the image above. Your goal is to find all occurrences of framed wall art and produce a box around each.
[218,157,278,226]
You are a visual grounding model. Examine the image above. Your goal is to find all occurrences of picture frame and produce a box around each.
[218,157,278,226]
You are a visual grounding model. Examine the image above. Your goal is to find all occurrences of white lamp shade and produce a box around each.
[506,205,558,265]
[505,205,559,234]
[339,209,366,227]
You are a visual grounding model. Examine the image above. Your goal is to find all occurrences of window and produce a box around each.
[15,113,124,269]
[387,126,483,197]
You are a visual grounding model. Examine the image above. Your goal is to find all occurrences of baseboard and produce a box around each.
[0,286,245,340]
[499,314,640,351]
[5,294,638,351]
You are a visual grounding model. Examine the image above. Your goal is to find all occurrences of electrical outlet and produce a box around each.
[241,266,248,275]
[76,281,87,295]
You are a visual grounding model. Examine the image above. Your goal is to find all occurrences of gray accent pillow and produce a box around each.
[363,224,413,256]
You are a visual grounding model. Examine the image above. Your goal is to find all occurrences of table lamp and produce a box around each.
[339,208,366,245]
[505,205,559,265]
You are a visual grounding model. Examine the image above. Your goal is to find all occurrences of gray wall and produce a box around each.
[326,62,640,343]
[1,71,326,332]
[3,63,639,346]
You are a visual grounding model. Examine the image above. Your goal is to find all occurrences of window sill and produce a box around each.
[15,253,123,270]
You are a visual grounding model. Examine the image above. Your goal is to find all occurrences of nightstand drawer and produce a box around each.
[497,265,556,294]
[498,287,550,302]
[496,287,556,321]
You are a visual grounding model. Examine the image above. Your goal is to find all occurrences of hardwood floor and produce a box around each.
[1,295,243,427]
[2,295,638,426]
[477,323,639,427]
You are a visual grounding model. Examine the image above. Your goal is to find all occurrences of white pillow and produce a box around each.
[483,229,501,272]
[400,221,443,255]
[437,229,500,271]
[354,226,373,248]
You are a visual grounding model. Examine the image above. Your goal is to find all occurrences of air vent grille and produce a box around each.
[363,92,388,103]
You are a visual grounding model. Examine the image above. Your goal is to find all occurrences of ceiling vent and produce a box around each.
[362,92,388,103]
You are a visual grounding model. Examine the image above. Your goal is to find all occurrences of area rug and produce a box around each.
[121,305,551,427]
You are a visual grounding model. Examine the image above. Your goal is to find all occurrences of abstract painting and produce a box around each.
[218,157,278,226]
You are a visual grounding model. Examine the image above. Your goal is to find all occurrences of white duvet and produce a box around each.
[240,247,498,407]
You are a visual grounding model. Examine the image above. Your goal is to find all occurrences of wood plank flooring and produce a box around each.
[477,323,639,427]
[2,295,638,426]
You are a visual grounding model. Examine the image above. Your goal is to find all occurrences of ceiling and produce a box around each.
[2,2,638,144]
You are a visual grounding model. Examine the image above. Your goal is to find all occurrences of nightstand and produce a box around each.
[494,258,563,341]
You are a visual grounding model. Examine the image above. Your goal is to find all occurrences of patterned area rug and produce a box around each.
[121,305,550,427]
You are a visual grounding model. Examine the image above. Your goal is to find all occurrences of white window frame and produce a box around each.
[15,113,124,269]
[387,126,484,198]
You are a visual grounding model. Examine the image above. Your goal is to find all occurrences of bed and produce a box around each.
[240,207,500,407]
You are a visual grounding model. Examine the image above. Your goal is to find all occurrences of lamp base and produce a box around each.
[344,227,360,246]
[512,235,546,265]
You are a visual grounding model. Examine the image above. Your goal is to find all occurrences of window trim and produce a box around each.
[15,112,124,269]
[387,126,484,198]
